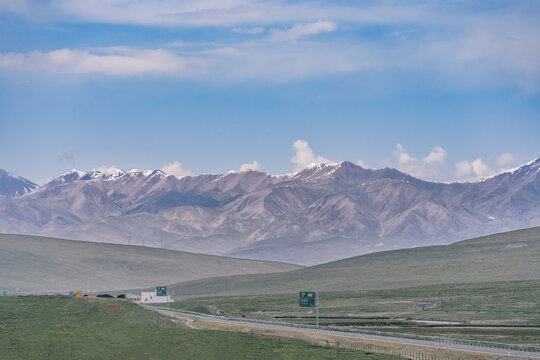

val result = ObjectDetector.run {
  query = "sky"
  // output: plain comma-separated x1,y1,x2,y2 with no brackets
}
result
0,0,539,184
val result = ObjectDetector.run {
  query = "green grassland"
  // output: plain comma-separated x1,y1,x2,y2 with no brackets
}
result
167,281,540,345
0,233,301,294
0,295,399,360
166,227,540,297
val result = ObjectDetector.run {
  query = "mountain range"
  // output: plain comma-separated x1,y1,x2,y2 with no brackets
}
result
0,158,539,265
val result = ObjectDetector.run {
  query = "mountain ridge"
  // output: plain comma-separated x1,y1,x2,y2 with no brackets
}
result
1,157,539,265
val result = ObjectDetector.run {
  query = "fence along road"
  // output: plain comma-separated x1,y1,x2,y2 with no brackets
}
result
143,305,540,360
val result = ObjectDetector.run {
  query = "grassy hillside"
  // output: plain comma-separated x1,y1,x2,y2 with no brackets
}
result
166,226,540,296
169,280,540,345
0,296,397,360
0,234,301,294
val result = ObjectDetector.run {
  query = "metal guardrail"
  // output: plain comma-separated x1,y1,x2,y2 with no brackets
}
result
146,305,540,354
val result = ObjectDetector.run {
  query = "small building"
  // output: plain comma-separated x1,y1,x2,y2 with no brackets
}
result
140,290,172,304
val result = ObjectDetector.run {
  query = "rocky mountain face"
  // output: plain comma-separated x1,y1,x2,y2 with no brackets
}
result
1,159,539,265
0,169,38,198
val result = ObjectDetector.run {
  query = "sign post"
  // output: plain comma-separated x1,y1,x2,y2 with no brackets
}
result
316,292,319,329
156,286,168,308
299,291,319,328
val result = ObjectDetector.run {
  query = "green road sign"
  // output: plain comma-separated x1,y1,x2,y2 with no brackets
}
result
156,286,167,296
299,291,316,307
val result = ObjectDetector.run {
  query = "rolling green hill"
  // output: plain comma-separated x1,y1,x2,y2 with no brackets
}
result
0,234,301,294
166,226,540,297
0,296,395,360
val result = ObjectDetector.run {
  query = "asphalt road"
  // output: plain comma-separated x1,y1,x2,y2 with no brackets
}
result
143,305,540,359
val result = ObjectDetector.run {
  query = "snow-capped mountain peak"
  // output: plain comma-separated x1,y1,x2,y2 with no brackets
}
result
293,162,342,178
476,157,540,183
0,169,39,198
81,167,126,180
126,169,166,178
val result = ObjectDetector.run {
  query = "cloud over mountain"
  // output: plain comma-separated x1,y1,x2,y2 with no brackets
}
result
291,139,330,170
239,161,261,171
392,144,447,181
160,161,194,177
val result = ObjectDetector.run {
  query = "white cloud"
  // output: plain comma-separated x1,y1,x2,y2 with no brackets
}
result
0,47,210,76
392,144,447,180
422,146,447,166
0,0,29,13
455,158,490,181
232,27,264,34
269,21,337,42
291,139,330,171
393,29,415,40
0,42,365,81
454,153,522,181
239,161,261,171
1,3,539,87
356,160,366,167
495,153,520,170
455,160,472,180
167,41,195,47
167,40,218,48
160,161,194,177
26,1,428,28
423,16,540,90
215,41,365,82
393,144,415,164
200,47,244,56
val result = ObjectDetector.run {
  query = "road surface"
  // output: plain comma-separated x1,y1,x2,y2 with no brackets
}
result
143,305,540,359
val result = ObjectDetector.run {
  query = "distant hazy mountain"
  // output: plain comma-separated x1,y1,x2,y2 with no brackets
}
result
0,169,38,198
0,158,538,265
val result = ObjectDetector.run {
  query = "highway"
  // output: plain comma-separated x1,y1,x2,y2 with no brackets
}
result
143,305,540,359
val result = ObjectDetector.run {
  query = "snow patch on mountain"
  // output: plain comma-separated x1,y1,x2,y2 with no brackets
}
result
82,167,126,180
477,157,540,182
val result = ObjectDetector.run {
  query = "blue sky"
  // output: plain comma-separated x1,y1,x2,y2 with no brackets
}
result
0,0,539,184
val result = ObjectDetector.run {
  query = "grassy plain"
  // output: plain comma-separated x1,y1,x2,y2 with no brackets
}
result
0,295,399,360
168,281,540,345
